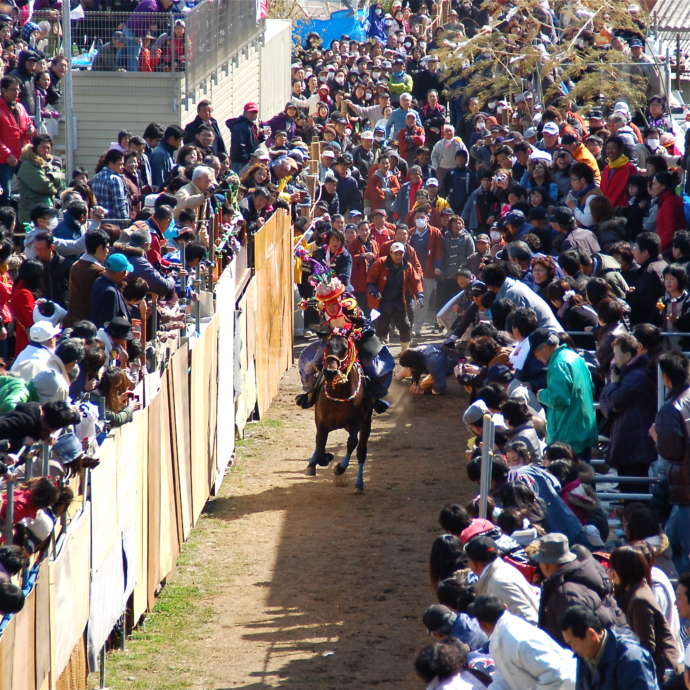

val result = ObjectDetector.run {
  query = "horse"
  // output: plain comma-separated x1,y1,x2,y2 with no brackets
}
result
305,332,373,492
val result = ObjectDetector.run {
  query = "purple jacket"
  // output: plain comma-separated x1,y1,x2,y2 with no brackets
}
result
126,0,167,37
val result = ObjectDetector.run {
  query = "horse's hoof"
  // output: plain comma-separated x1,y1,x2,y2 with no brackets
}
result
318,453,334,467
305,464,316,476
355,485,364,494
333,463,346,476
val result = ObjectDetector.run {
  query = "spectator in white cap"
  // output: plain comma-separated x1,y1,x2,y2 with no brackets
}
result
10,320,61,382
318,149,336,182
431,124,468,186
537,121,560,154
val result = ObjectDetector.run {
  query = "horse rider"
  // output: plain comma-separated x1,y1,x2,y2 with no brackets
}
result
295,275,395,413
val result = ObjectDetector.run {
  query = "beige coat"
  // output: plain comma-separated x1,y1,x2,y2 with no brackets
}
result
474,558,540,624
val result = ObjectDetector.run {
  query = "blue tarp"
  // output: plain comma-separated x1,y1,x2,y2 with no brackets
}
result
294,8,367,48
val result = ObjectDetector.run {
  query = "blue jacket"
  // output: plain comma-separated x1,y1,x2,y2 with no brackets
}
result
149,141,177,189
450,612,489,652
54,214,82,241
121,247,175,298
575,627,659,690
419,344,451,393
385,107,422,140
89,274,131,328
226,115,261,165
443,167,478,215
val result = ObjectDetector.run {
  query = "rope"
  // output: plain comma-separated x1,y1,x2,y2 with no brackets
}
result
323,361,363,402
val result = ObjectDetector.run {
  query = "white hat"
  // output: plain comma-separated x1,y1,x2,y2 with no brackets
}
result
542,121,559,136
29,320,61,343
360,130,374,140
27,509,56,542
529,149,553,163
425,177,439,187
321,149,336,158
390,242,405,253
613,101,630,116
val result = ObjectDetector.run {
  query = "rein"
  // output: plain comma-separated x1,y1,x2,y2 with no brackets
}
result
322,336,362,402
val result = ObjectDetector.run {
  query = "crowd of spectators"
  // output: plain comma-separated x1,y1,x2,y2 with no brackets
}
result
225,1,690,688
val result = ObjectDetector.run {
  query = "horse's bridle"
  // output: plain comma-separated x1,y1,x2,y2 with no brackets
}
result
322,335,361,401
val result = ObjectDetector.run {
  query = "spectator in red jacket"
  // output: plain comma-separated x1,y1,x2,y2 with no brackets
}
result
363,154,400,211
8,259,43,356
366,242,424,352
0,76,35,204
600,135,637,208
397,111,426,165
348,221,379,313
650,171,686,252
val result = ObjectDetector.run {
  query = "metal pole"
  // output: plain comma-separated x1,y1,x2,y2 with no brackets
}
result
665,47,672,102
3,478,14,544
41,442,50,476
478,414,494,519
657,363,665,413
62,0,75,176
677,34,682,91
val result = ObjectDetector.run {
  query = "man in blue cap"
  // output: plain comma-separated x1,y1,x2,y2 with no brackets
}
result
89,253,133,328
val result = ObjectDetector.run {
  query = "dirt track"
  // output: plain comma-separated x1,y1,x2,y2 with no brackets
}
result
106,352,472,689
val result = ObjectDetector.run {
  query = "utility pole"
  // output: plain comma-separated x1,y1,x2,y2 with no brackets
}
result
61,0,75,175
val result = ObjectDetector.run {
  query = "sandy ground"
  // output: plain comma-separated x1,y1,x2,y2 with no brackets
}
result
105,348,473,689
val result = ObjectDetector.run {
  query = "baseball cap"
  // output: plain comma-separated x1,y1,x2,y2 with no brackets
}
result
321,149,336,158
475,233,490,243
390,242,405,253
542,122,559,136
463,398,488,426
464,535,499,561
54,432,84,464
629,38,643,47
29,320,61,343
487,364,513,384
360,130,374,140
425,177,439,187
529,327,560,351
504,209,526,226
244,102,259,112
106,316,134,340
105,253,133,272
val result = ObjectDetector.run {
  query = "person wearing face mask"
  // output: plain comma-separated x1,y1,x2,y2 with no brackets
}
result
387,58,413,107
408,204,444,337
15,134,65,225
634,127,666,173
366,3,387,44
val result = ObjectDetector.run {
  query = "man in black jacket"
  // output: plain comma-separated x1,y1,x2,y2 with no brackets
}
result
89,253,132,328
226,102,264,172
183,100,226,155
33,233,69,308
0,401,80,451
651,351,690,575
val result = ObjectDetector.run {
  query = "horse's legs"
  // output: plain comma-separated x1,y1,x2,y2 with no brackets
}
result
306,425,329,475
334,426,359,478
355,411,373,492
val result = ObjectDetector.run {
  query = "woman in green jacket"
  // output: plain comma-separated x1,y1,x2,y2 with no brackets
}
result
15,134,65,225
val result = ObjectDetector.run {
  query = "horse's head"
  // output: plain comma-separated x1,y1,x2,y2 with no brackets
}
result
323,334,350,381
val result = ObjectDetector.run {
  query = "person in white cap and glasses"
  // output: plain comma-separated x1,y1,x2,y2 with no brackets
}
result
10,319,61,382
366,240,423,353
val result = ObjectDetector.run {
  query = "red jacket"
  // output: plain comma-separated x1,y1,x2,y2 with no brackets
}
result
370,223,395,246
9,284,35,355
363,165,400,210
379,239,423,278
656,189,685,251
366,255,423,311
348,237,379,293
396,124,425,159
0,99,34,164
600,161,637,208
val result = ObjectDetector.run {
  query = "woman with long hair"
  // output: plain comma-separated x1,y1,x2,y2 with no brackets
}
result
609,545,679,683
9,259,43,356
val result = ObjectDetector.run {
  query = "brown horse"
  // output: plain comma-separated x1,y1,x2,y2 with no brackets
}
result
305,333,373,492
